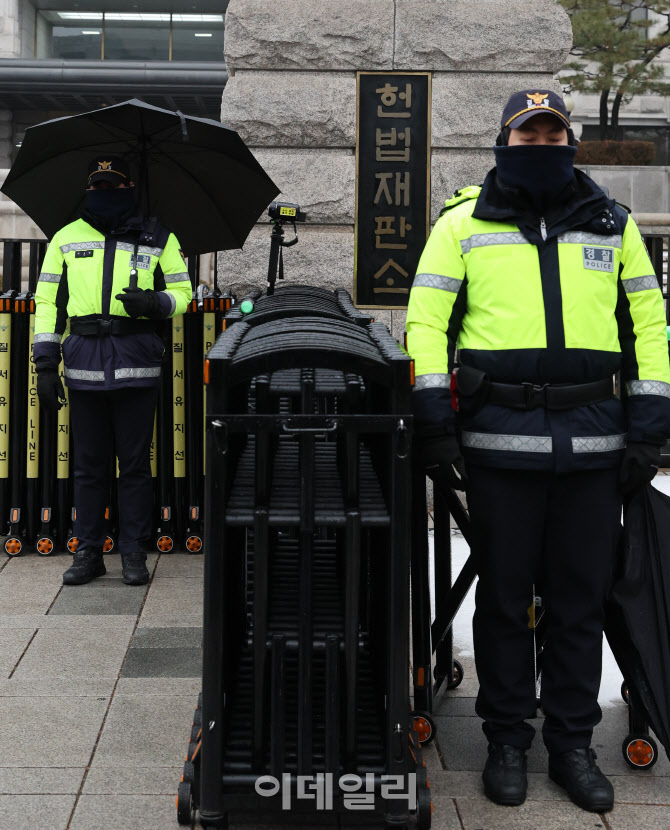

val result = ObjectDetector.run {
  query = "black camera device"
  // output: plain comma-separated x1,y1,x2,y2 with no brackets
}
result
266,201,306,295
268,201,307,224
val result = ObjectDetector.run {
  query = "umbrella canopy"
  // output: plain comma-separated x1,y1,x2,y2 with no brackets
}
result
1,98,279,256
605,484,670,758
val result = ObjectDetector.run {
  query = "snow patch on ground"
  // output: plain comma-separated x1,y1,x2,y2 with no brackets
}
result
428,474,670,708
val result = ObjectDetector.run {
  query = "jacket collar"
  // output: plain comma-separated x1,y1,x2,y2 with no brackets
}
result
81,210,149,237
472,167,616,242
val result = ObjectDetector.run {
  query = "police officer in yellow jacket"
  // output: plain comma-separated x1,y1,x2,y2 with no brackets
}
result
34,156,192,586
407,91,670,812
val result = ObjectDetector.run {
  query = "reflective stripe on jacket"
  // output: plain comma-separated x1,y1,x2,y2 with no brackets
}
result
406,169,670,472
34,215,192,391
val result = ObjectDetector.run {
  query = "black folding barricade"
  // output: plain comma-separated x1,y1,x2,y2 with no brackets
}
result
222,285,374,330
410,476,471,742
178,288,432,828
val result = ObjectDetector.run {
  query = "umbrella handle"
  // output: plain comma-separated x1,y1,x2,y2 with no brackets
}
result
129,240,139,289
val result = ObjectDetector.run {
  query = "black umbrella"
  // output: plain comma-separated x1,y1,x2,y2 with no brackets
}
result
605,483,670,759
2,98,279,255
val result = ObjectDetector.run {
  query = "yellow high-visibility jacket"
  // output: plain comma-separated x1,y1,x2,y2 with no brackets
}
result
34,215,192,390
406,171,670,472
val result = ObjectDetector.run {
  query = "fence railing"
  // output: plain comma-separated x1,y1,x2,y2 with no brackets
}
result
642,234,669,312
0,237,231,556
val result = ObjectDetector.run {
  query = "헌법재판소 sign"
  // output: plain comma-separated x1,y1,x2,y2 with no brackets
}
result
354,72,431,308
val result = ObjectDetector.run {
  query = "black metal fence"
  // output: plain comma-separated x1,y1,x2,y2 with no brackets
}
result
642,234,669,314
0,238,230,556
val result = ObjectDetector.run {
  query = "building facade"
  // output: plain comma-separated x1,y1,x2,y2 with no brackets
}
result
0,0,229,167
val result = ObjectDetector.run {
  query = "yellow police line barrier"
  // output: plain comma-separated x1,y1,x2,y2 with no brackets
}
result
0,300,10,534
0,270,232,556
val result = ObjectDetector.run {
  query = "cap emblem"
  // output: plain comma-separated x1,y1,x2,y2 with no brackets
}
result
527,93,549,108
98,160,112,170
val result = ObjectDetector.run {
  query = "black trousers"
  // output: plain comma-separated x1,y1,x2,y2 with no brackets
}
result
467,466,621,755
69,387,159,554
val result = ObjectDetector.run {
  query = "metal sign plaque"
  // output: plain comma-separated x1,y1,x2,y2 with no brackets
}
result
354,71,431,309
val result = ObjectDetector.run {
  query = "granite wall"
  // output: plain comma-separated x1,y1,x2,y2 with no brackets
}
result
218,0,573,332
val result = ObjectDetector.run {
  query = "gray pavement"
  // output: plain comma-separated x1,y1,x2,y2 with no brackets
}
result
0,550,668,830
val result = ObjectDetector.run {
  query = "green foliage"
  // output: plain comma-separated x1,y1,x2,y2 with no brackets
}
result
559,1,670,139
575,139,656,163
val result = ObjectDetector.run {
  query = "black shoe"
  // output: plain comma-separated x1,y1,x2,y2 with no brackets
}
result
482,743,528,806
121,552,150,585
549,748,614,813
63,548,106,585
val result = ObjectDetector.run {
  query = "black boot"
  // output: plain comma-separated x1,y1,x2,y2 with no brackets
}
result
121,552,150,586
549,748,614,812
482,743,528,806
63,548,106,585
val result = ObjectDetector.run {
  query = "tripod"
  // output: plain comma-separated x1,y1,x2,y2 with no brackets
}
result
266,217,299,296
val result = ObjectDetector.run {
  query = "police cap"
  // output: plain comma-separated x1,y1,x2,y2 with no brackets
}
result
87,156,131,187
501,90,571,131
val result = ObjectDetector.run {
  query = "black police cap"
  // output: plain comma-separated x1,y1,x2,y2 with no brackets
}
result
87,156,131,187
501,90,571,131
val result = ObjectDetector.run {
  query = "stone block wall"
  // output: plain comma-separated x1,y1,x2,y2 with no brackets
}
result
0,0,20,58
219,0,573,330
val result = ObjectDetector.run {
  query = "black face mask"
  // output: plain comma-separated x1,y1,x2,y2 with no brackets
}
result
493,144,578,211
85,187,135,227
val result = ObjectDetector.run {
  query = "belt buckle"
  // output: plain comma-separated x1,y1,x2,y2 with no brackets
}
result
522,381,548,409
98,319,112,337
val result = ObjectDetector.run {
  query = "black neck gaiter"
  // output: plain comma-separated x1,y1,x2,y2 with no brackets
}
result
84,187,136,229
493,144,578,212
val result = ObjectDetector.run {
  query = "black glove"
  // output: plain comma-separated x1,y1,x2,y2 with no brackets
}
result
115,287,163,319
414,426,468,491
619,441,662,494
36,368,65,411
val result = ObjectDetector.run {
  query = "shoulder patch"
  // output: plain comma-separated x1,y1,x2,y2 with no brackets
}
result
439,185,482,218
142,220,171,249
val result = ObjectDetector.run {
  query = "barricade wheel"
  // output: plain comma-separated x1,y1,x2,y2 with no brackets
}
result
621,681,629,705
36,537,55,556
176,780,193,825
4,537,22,556
190,723,200,742
67,537,79,553
623,735,658,769
187,740,198,762
157,535,174,553
182,761,195,784
446,659,464,690
412,711,436,746
416,758,432,830
103,537,114,553
186,535,203,554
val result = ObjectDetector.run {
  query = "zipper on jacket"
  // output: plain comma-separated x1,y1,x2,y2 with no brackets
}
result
540,217,547,241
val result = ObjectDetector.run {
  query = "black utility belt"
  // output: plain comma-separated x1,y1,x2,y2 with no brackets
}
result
487,378,614,411
70,317,158,337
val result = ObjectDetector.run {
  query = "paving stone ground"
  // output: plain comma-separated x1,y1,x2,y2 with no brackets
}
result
0,549,667,830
